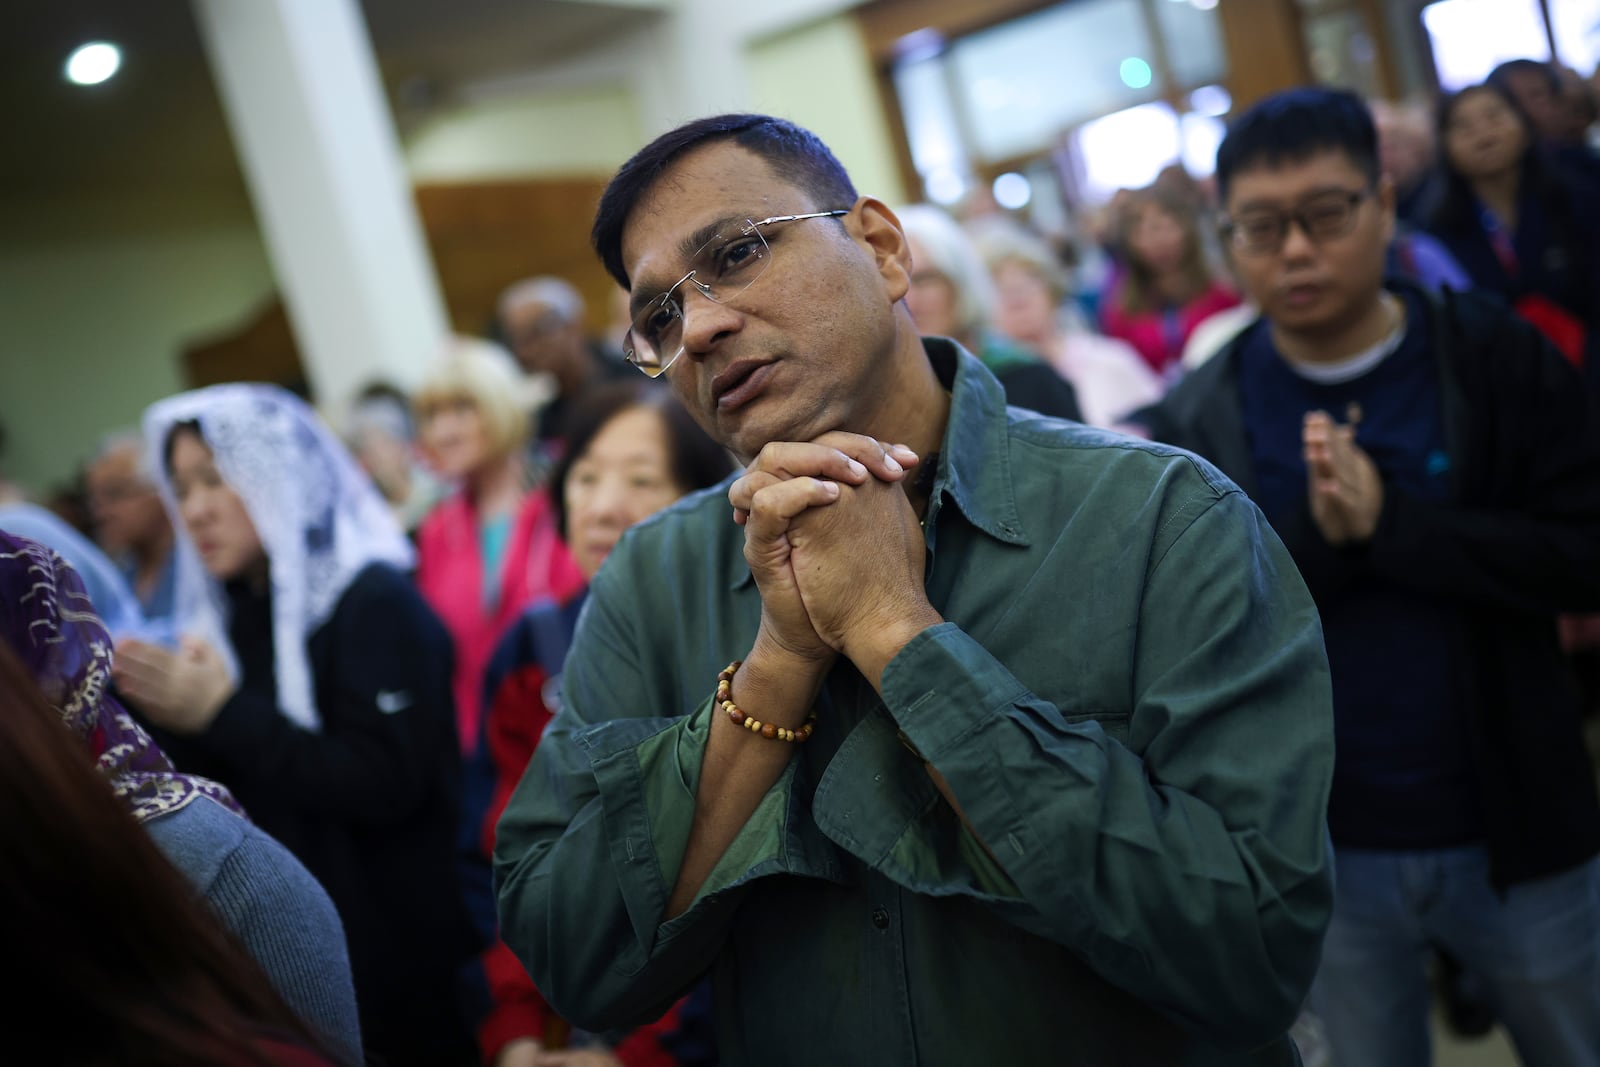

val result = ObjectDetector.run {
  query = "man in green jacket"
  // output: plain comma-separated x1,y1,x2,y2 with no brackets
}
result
494,113,1334,1065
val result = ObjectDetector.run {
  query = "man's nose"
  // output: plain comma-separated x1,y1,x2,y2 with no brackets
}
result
677,283,742,356
1279,218,1317,261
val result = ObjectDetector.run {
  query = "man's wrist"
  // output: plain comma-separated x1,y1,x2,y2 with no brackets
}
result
736,635,830,729
846,600,945,692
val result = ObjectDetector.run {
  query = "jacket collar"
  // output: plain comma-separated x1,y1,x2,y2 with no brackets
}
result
922,337,1031,548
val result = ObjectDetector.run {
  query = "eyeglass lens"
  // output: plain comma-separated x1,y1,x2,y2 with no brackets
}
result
1231,192,1364,253
626,222,771,376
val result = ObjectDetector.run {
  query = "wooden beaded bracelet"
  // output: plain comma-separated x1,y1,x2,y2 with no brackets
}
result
717,660,816,743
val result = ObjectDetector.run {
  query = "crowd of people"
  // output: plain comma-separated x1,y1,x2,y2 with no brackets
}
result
2,52,1599,1067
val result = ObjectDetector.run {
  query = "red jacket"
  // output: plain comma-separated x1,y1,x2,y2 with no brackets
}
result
1101,279,1242,378
415,490,584,753
476,596,703,1066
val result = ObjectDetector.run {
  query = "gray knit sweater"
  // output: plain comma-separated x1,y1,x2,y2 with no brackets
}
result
146,796,363,1065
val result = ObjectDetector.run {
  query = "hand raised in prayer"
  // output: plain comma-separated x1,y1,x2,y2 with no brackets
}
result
1303,408,1383,546
112,635,235,735
783,456,944,688
728,432,919,668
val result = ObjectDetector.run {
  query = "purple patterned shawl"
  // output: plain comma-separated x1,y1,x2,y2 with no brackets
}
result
0,530,242,822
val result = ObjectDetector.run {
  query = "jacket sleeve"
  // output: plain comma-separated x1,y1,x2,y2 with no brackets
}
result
1262,502,1370,603
212,822,365,1067
188,567,458,826
868,488,1335,1048
494,566,841,1032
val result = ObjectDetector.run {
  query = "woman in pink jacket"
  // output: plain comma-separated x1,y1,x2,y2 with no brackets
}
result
413,339,584,757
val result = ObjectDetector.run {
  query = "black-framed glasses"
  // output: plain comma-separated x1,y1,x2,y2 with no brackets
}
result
1220,190,1372,256
623,209,849,377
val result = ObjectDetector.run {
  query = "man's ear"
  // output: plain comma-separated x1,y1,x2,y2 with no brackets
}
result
853,197,914,303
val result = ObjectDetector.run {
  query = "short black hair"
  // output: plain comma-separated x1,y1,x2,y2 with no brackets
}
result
591,114,858,291
1488,58,1561,94
1214,87,1380,203
548,380,734,541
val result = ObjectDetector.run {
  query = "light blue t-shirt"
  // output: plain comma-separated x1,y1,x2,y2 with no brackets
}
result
478,512,513,609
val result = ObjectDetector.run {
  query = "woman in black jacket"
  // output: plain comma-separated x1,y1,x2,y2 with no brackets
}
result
1428,81,1600,377
115,384,478,1066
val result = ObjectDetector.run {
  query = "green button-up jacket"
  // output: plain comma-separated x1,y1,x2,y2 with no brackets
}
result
495,340,1334,1066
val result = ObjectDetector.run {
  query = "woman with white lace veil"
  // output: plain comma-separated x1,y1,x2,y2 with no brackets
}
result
113,384,478,1067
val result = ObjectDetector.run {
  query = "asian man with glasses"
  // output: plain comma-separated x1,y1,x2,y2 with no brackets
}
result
1144,86,1600,1067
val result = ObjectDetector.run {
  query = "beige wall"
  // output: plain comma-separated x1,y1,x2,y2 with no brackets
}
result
748,15,908,205
1,193,275,497
404,84,645,181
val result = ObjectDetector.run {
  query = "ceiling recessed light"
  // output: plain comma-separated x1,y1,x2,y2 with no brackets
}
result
66,42,121,86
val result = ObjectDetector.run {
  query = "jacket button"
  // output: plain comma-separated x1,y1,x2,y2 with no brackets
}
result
871,906,890,929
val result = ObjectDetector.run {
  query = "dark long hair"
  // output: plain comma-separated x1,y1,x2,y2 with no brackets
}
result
1430,81,1572,235
1115,187,1216,315
548,380,734,541
0,642,330,1066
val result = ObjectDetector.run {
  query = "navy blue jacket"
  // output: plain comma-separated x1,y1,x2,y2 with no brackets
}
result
1144,284,1600,888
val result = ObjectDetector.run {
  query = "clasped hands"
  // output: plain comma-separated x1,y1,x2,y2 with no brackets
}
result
1304,408,1383,546
729,432,943,683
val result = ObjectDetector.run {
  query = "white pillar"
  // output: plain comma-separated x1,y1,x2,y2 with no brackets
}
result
630,0,752,134
191,0,448,414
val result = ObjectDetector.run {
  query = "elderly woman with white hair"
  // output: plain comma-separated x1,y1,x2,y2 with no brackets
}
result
897,203,1082,422
413,338,585,761
980,226,1166,428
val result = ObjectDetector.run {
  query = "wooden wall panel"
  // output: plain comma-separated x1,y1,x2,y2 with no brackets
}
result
414,177,617,340
856,0,1055,59
181,175,619,396
1217,0,1314,110
183,300,308,394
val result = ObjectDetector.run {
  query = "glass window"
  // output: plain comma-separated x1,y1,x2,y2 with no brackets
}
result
1303,10,1386,98
1072,102,1182,203
1152,0,1227,87
949,0,1158,162
1068,102,1227,206
1422,0,1551,90
1179,112,1227,178
894,52,975,203
1549,0,1600,72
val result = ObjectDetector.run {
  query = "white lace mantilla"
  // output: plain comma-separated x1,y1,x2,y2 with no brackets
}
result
144,385,414,731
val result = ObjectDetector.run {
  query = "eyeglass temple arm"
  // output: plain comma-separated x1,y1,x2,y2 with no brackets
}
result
752,209,851,227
